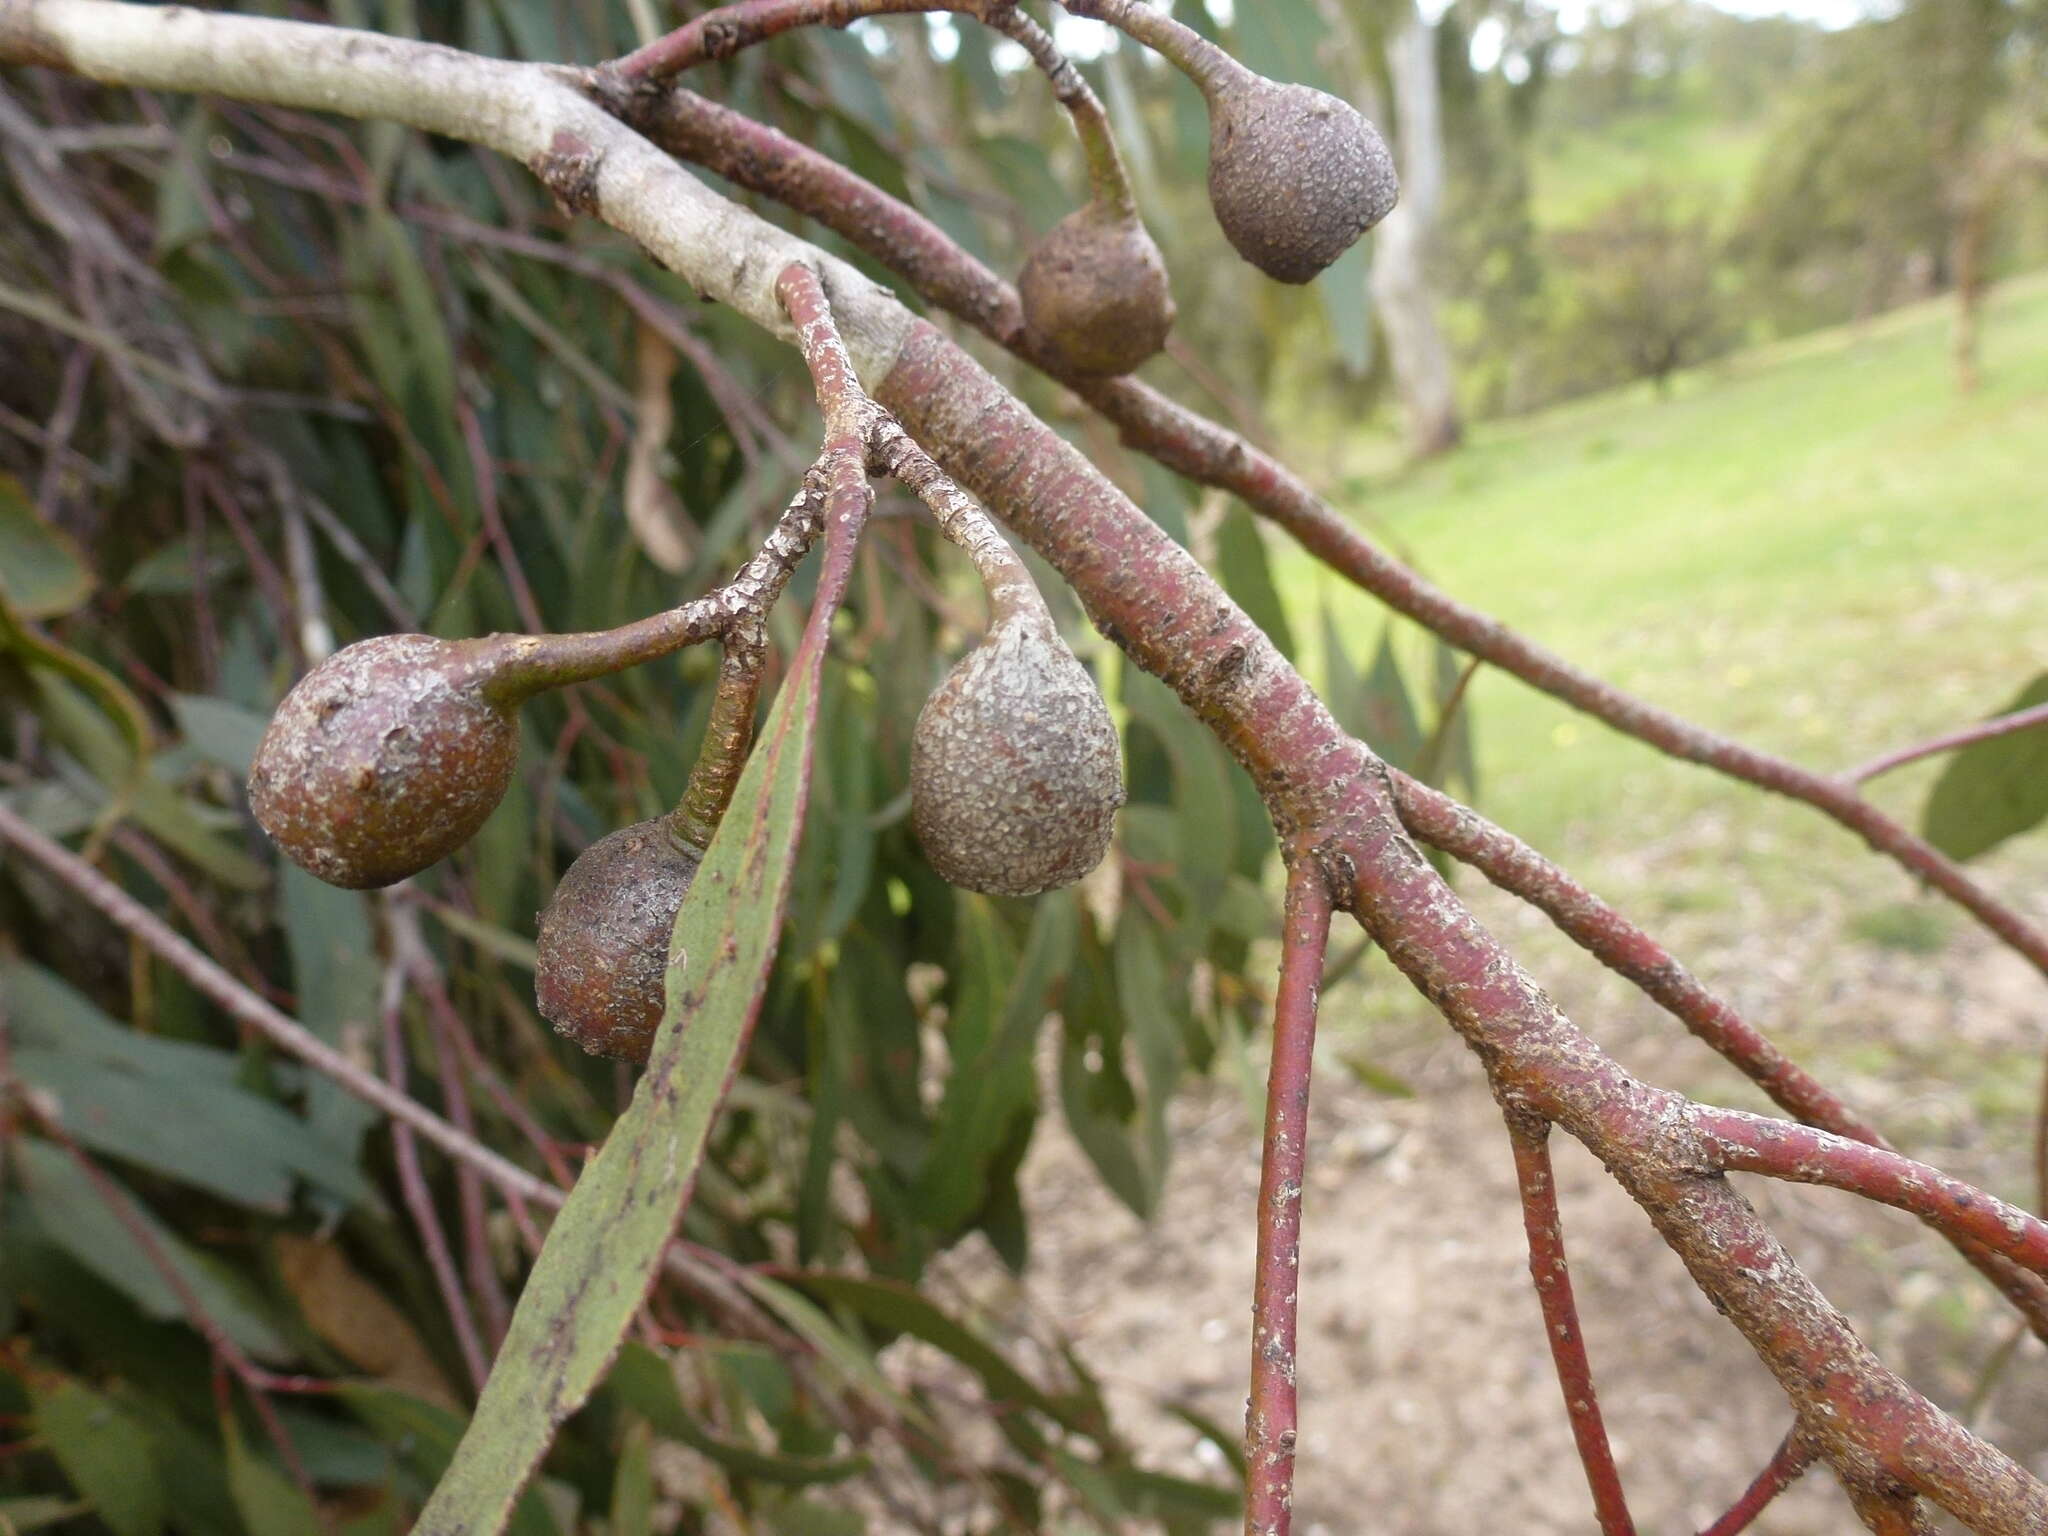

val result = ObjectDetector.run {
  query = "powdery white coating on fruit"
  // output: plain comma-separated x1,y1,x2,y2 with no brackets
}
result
911,614,1125,898
1207,80,1399,285
1018,204,1176,377
533,818,700,1064
247,634,519,889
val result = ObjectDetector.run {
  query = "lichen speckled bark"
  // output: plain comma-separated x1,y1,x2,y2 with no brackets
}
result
594,35,2048,995
875,322,2048,1533
1393,767,2048,1340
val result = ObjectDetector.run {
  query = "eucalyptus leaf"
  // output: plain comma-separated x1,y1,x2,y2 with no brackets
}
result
414,621,826,1536
28,1377,166,1536
1921,673,2048,862
0,474,93,618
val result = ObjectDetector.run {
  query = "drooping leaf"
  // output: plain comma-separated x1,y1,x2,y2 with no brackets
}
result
1921,673,2048,862
280,868,383,1162
732,1274,931,1436
912,893,1077,1235
221,1413,322,1536
169,693,271,779
334,1386,560,1536
4,958,372,1210
12,1139,294,1363
0,475,94,618
274,1237,459,1407
1317,239,1374,380
608,1419,655,1536
1122,671,1235,949
27,1376,166,1536
604,1344,866,1487
413,626,825,1536
0,1497,90,1534
786,1270,1094,1433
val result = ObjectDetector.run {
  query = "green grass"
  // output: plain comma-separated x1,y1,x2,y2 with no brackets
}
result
1280,271,2048,904
1531,95,1766,228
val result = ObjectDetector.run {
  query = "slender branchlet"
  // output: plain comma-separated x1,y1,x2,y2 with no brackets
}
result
668,618,770,852
610,0,1136,216
1244,858,1333,1536
1700,1429,1816,1536
1504,1111,1637,1536
871,419,1047,626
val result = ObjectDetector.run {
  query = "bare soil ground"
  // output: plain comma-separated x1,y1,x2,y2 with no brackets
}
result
933,831,2048,1533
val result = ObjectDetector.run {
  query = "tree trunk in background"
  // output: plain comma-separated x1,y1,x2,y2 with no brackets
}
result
1370,4,1461,458
1950,186,1989,395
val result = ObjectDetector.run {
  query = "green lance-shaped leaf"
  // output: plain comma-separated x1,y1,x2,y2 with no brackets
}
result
412,628,826,1536
0,474,94,619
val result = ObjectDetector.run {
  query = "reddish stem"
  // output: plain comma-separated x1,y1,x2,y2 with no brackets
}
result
611,0,1132,207
1245,859,1332,1536
873,322,2048,1529
1391,769,2048,1340
380,964,492,1393
1696,1108,2048,1279
1699,1427,1813,1536
1505,1113,1636,1536
1849,700,2048,784
592,73,2048,988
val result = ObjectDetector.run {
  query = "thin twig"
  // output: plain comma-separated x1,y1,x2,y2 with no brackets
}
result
598,39,2048,990
869,418,1046,625
1697,1108,2048,1280
1244,858,1332,1536
1698,1427,1814,1536
379,959,492,1393
610,0,1134,211
1393,768,2048,1342
1505,1112,1635,1536
1848,701,2048,784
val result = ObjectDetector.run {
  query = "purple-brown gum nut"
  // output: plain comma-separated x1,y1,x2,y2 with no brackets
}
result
1017,203,1177,377
533,818,701,1065
1206,79,1399,284
247,634,520,890
910,614,1125,898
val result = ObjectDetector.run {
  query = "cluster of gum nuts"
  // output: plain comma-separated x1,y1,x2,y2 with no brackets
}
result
246,66,1398,1066
247,589,1124,1066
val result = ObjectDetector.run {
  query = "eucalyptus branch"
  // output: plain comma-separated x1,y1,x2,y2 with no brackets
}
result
1700,1428,1815,1536
1390,766,2048,1340
869,419,1048,626
609,0,1135,211
1505,1111,1635,1536
1245,859,1333,1536
1696,1109,2048,1280
1848,700,2048,784
6,5,2044,1523
588,30,2048,986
